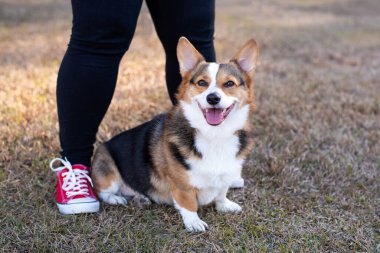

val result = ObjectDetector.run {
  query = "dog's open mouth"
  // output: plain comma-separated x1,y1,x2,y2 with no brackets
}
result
198,102,235,126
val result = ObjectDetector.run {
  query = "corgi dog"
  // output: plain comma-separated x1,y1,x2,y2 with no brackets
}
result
91,37,259,232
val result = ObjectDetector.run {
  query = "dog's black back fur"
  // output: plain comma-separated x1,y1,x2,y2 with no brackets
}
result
105,114,166,194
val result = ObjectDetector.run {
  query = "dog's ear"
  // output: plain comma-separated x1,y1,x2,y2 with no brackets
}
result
177,37,205,76
231,39,259,76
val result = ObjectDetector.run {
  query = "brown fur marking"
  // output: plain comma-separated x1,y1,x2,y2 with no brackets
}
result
170,181,198,212
91,144,122,191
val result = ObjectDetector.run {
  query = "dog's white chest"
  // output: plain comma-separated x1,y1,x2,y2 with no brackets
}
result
186,133,243,189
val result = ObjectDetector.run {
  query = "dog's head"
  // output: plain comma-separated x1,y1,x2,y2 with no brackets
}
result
176,37,259,134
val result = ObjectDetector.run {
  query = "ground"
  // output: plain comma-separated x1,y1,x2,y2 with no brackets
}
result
0,0,379,252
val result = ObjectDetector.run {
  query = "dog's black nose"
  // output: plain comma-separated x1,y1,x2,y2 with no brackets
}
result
206,92,221,105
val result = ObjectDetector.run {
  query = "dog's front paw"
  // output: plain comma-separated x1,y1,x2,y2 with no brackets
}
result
184,217,208,232
216,199,242,213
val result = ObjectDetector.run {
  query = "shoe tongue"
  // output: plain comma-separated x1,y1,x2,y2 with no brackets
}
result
205,108,224,125
72,164,89,171
58,165,89,176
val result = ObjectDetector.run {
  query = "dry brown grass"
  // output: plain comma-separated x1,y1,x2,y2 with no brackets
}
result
1,0,379,252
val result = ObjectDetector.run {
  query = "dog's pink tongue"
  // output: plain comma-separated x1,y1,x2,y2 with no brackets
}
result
205,108,224,125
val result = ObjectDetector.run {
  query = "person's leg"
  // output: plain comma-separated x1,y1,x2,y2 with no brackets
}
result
146,0,216,104
57,0,143,166
53,0,143,214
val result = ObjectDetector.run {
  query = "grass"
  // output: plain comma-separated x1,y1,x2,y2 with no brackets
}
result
1,0,379,252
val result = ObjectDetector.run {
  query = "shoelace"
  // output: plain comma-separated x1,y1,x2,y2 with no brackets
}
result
50,158,94,197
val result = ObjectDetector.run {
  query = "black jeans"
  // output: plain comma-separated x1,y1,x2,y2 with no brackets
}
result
57,0,216,166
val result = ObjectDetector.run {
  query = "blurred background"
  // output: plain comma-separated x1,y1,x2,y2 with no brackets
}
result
0,0,379,252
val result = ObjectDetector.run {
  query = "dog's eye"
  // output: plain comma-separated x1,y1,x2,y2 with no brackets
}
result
197,80,208,87
224,81,235,88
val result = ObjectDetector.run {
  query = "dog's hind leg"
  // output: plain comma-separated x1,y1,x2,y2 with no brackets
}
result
119,181,151,206
98,181,128,205
91,144,129,205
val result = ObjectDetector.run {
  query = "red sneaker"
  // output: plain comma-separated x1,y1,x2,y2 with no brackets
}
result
50,158,100,214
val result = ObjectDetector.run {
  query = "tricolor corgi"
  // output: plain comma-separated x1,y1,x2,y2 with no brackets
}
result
91,37,259,232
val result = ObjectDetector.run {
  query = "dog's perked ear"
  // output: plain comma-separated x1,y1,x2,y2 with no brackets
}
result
177,37,205,76
231,39,259,77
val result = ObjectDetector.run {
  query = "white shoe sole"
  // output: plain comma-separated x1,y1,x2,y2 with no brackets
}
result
57,201,100,215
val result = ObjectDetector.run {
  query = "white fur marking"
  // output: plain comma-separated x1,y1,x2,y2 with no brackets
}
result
187,133,243,190
207,63,219,91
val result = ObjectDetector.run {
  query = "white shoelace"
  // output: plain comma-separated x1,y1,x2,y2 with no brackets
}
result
50,158,94,197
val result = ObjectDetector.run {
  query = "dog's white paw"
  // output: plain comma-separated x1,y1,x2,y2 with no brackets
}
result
100,193,128,205
216,199,242,213
229,178,244,188
175,201,208,232
184,217,208,232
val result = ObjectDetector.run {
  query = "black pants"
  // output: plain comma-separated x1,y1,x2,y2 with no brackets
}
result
57,0,216,166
